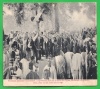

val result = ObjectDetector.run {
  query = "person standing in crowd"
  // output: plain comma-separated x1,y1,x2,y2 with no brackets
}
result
64,45,73,79
62,38,68,53
42,59,57,79
40,32,44,57
19,37,23,59
29,56,39,72
81,46,88,79
29,32,38,58
55,56,66,79
54,50,66,79
35,33,42,63
60,34,64,51
11,45,16,64
57,33,63,51
88,60,97,79
52,37,58,57
48,39,52,57
20,54,30,79
11,44,20,68
14,63,23,79
44,38,49,58
26,37,32,61
23,32,28,54
71,43,83,79
26,62,40,79
87,46,97,79
12,37,20,50
70,38,74,52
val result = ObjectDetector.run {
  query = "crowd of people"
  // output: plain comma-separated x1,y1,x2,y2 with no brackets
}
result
3,27,97,79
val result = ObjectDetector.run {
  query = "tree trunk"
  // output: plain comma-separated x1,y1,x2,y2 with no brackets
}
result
54,4,59,33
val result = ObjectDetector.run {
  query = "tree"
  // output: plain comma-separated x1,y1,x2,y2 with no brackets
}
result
3,3,60,33
3,3,25,25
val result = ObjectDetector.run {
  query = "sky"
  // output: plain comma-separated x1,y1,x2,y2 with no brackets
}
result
58,3,96,32
3,3,96,34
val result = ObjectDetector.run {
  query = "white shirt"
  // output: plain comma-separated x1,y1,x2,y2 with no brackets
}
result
55,55,65,74
65,52,73,64
20,58,30,79
71,53,83,71
65,52,73,73
15,68,23,78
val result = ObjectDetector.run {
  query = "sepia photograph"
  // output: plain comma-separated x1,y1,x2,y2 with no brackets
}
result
3,2,97,86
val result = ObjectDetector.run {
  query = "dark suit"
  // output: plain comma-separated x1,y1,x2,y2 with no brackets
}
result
48,39,52,56
35,37,41,62
40,37,44,56
45,41,48,58
63,40,68,53
57,38,63,50
28,39,36,58
26,39,31,52
52,40,58,57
